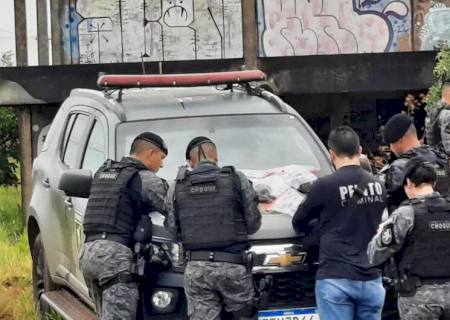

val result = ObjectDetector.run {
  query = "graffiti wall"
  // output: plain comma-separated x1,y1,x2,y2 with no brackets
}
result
62,0,450,63
414,0,450,50
257,0,412,57
65,0,243,64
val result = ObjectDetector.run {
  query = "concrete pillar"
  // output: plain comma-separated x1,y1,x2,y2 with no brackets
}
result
242,0,258,69
14,0,28,66
37,0,50,65
329,95,351,130
50,0,63,65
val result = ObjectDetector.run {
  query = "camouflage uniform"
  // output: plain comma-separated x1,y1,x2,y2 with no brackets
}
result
184,262,255,320
368,193,450,320
398,283,450,320
426,102,450,156
80,167,167,320
166,164,261,320
79,240,138,320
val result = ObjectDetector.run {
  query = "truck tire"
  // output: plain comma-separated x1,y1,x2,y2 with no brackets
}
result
32,234,59,318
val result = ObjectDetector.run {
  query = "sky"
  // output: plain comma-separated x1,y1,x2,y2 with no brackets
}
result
0,0,47,66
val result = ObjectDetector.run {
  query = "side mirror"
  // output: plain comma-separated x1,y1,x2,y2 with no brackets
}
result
58,169,92,198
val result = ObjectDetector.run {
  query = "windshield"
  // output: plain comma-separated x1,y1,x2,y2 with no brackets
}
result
116,114,332,180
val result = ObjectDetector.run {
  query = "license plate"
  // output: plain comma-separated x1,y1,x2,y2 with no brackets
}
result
258,307,320,320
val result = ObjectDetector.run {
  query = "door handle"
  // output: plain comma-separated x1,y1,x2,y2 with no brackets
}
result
42,178,50,188
65,197,73,208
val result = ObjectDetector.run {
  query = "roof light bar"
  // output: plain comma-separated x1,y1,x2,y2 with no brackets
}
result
98,70,267,89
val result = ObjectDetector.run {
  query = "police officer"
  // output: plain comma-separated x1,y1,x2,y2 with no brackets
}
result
368,159,450,320
165,136,262,320
79,132,168,320
381,113,449,212
426,80,450,156
293,126,387,320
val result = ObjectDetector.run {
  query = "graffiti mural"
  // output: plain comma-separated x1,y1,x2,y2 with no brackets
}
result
257,0,412,57
65,0,243,64
414,0,450,50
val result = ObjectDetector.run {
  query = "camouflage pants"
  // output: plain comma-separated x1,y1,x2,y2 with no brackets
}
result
184,261,256,320
79,240,139,320
398,282,450,320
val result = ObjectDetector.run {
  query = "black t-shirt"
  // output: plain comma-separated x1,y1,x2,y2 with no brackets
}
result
293,165,387,281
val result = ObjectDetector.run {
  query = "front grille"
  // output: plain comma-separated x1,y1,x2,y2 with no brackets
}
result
255,271,317,308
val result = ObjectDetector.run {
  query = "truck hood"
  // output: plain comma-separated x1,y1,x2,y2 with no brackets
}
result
248,213,300,240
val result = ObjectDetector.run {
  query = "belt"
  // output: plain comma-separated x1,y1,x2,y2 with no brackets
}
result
187,250,245,264
419,278,450,285
85,232,131,248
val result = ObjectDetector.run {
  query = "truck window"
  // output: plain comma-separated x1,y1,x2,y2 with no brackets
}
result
62,114,90,168
81,120,106,173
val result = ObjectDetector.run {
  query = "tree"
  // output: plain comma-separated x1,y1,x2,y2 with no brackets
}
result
426,45,450,110
0,108,19,186
0,51,19,186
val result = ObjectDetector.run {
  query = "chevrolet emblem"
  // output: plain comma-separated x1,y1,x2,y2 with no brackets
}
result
266,253,306,267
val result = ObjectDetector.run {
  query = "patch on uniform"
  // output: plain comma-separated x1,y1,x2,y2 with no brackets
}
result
429,220,450,232
190,184,217,194
381,225,394,246
98,172,119,180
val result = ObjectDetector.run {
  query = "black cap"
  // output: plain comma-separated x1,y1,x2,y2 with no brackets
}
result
383,113,414,144
185,136,215,159
134,132,168,155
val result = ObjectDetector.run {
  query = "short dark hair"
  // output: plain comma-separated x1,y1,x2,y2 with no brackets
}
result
130,139,156,154
404,159,437,187
327,126,360,157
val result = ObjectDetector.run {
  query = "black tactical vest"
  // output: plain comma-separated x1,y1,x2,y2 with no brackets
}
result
174,164,247,250
83,159,146,238
398,195,450,279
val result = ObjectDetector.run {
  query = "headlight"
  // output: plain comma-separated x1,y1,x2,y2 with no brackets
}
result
151,289,178,314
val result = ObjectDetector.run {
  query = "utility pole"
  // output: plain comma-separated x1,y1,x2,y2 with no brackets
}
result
37,0,50,65
14,0,28,66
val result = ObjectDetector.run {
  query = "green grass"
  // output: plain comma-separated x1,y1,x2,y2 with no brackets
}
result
0,186,38,320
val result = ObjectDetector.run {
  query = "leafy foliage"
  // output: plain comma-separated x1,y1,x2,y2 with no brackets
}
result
426,46,450,110
0,108,19,186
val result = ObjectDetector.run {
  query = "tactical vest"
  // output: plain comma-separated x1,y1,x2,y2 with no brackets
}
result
174,165,247,250
83,159,146,238
398,148,450,197
398,195,450,279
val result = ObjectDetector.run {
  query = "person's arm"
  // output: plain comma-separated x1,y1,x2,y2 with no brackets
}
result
164,182,180,239
138,171,168,214
439,109,450,156
235,171,262,235
292,179,325,232
367,205,415,265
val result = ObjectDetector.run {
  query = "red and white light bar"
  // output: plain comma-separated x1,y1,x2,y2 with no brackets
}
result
97,70,267,88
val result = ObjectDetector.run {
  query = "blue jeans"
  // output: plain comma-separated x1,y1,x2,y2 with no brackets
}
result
315,277,386,320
